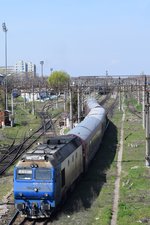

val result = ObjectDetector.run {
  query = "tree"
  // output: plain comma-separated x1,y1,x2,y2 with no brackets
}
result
47,70,70,93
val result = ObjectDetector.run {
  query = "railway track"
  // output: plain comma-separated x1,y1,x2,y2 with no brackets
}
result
98,91,118,118
0,102,58,175
0,95,118,225
0,122,52,175
8,212,52,225
126,93,142,119
8,210,19,225
99,92,112,106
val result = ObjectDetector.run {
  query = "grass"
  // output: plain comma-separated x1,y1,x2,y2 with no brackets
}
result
1,94,149,224
0,98,63,146
0,108,40,146
87,96,148,225
117,98,150,225
86,111,122,225
125,96,142,112
0,176,13,202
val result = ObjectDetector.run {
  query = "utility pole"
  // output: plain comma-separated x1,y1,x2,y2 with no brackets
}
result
64,90,66,112
11,92,14,116
81,87,84,118
94,77,96,97
2,22,8,111
118,77,121,111
69,88,73,129
50,68,53,75
145,89,150,166
40,61,44,79
11,92,14,127
143,76,146,129
32,77,35,115
137,80,140,105
77,86,81,123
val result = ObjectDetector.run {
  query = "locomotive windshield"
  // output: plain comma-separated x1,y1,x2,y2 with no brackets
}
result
35,168,52,180
17,168,32,180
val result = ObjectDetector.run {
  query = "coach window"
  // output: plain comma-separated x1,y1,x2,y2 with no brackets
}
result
61,168,65,187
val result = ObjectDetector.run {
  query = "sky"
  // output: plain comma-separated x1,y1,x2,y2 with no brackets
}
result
0,0,150,77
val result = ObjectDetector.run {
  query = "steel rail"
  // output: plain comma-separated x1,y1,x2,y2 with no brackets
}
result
8,210,19,225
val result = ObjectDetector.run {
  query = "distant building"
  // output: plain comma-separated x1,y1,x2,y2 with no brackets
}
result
0,66,14,75
26,62,36,77
0,60,36,77
15,60,36,77
15,60,27,73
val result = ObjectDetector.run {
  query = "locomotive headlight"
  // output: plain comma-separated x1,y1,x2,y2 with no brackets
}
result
19,192,23,197
44,193,49,197
34,188,38,192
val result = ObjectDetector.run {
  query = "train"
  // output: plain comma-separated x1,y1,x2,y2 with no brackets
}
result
13,97,108,218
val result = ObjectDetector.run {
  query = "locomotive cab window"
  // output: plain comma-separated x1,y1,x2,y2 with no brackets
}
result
17,168,32,180
35,168,52,180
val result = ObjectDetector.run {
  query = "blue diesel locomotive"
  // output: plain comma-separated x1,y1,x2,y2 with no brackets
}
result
13,98,107,218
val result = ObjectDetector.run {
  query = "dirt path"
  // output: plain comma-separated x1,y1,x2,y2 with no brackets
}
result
110,103,125,225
